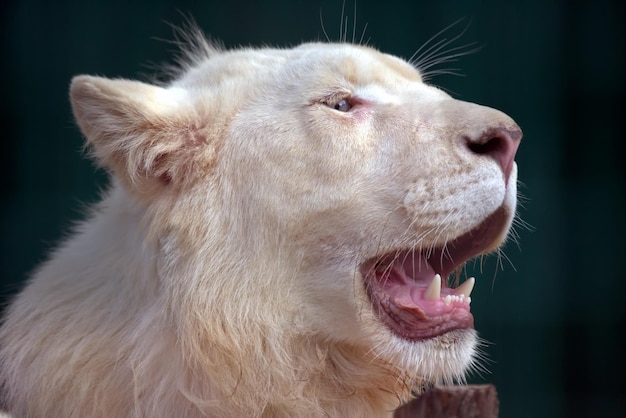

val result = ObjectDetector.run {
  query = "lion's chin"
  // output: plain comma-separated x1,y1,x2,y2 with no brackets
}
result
369,327,478,386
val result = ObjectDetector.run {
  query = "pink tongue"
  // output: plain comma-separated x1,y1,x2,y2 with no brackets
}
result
390,284,470,317
378,255,470,317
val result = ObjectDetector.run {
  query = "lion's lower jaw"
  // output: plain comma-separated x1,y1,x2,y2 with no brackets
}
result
175,328,476,418
177,339,449,418
287,329,479,417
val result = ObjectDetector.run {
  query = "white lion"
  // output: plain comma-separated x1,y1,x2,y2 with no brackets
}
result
0,32,521,417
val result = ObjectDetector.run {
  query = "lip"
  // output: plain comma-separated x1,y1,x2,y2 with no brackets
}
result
361,206,511,341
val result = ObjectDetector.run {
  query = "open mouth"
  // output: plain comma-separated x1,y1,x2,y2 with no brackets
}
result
361,207,511,341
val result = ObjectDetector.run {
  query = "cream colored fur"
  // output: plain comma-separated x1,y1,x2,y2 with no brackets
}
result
0,37,520,417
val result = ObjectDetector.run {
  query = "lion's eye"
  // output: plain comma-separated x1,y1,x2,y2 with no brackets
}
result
333,99,352,112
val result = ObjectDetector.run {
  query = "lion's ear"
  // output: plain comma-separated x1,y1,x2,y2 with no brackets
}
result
70,75,217,197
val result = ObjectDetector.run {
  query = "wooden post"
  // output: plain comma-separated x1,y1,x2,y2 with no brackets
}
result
393,384,499,418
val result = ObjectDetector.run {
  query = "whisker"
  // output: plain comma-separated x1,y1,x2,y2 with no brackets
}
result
419,68,465,77
339,0,347,42
513,215,534,232
412,31,473,71
416,41,481,71
467,336,493,379
498,249,516,273
407,18,484,83
489,249,505,292
358,22,369,46
478,254,486,275
419,45,483,82
408,17,468,64
507,222,524,252
352,1,357,44
319,9,330,42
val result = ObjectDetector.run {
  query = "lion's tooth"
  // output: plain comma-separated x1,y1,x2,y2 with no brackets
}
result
423,274,441,301
455,277,475,298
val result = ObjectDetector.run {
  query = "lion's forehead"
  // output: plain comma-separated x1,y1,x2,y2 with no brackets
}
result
174,43,428,100
293,42,423,82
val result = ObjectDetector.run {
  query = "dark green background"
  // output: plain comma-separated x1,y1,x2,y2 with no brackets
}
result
1,1,624,417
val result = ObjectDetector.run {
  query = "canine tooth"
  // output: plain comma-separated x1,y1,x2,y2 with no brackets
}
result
455,277,475,298
423,274,441,301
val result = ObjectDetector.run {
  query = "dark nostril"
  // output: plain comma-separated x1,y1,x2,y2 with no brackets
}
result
467,127,521,182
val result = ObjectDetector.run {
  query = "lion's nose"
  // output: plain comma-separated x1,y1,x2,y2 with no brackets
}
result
466,126,522,183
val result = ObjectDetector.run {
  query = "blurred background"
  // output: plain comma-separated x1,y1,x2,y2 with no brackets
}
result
1,0,624,417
